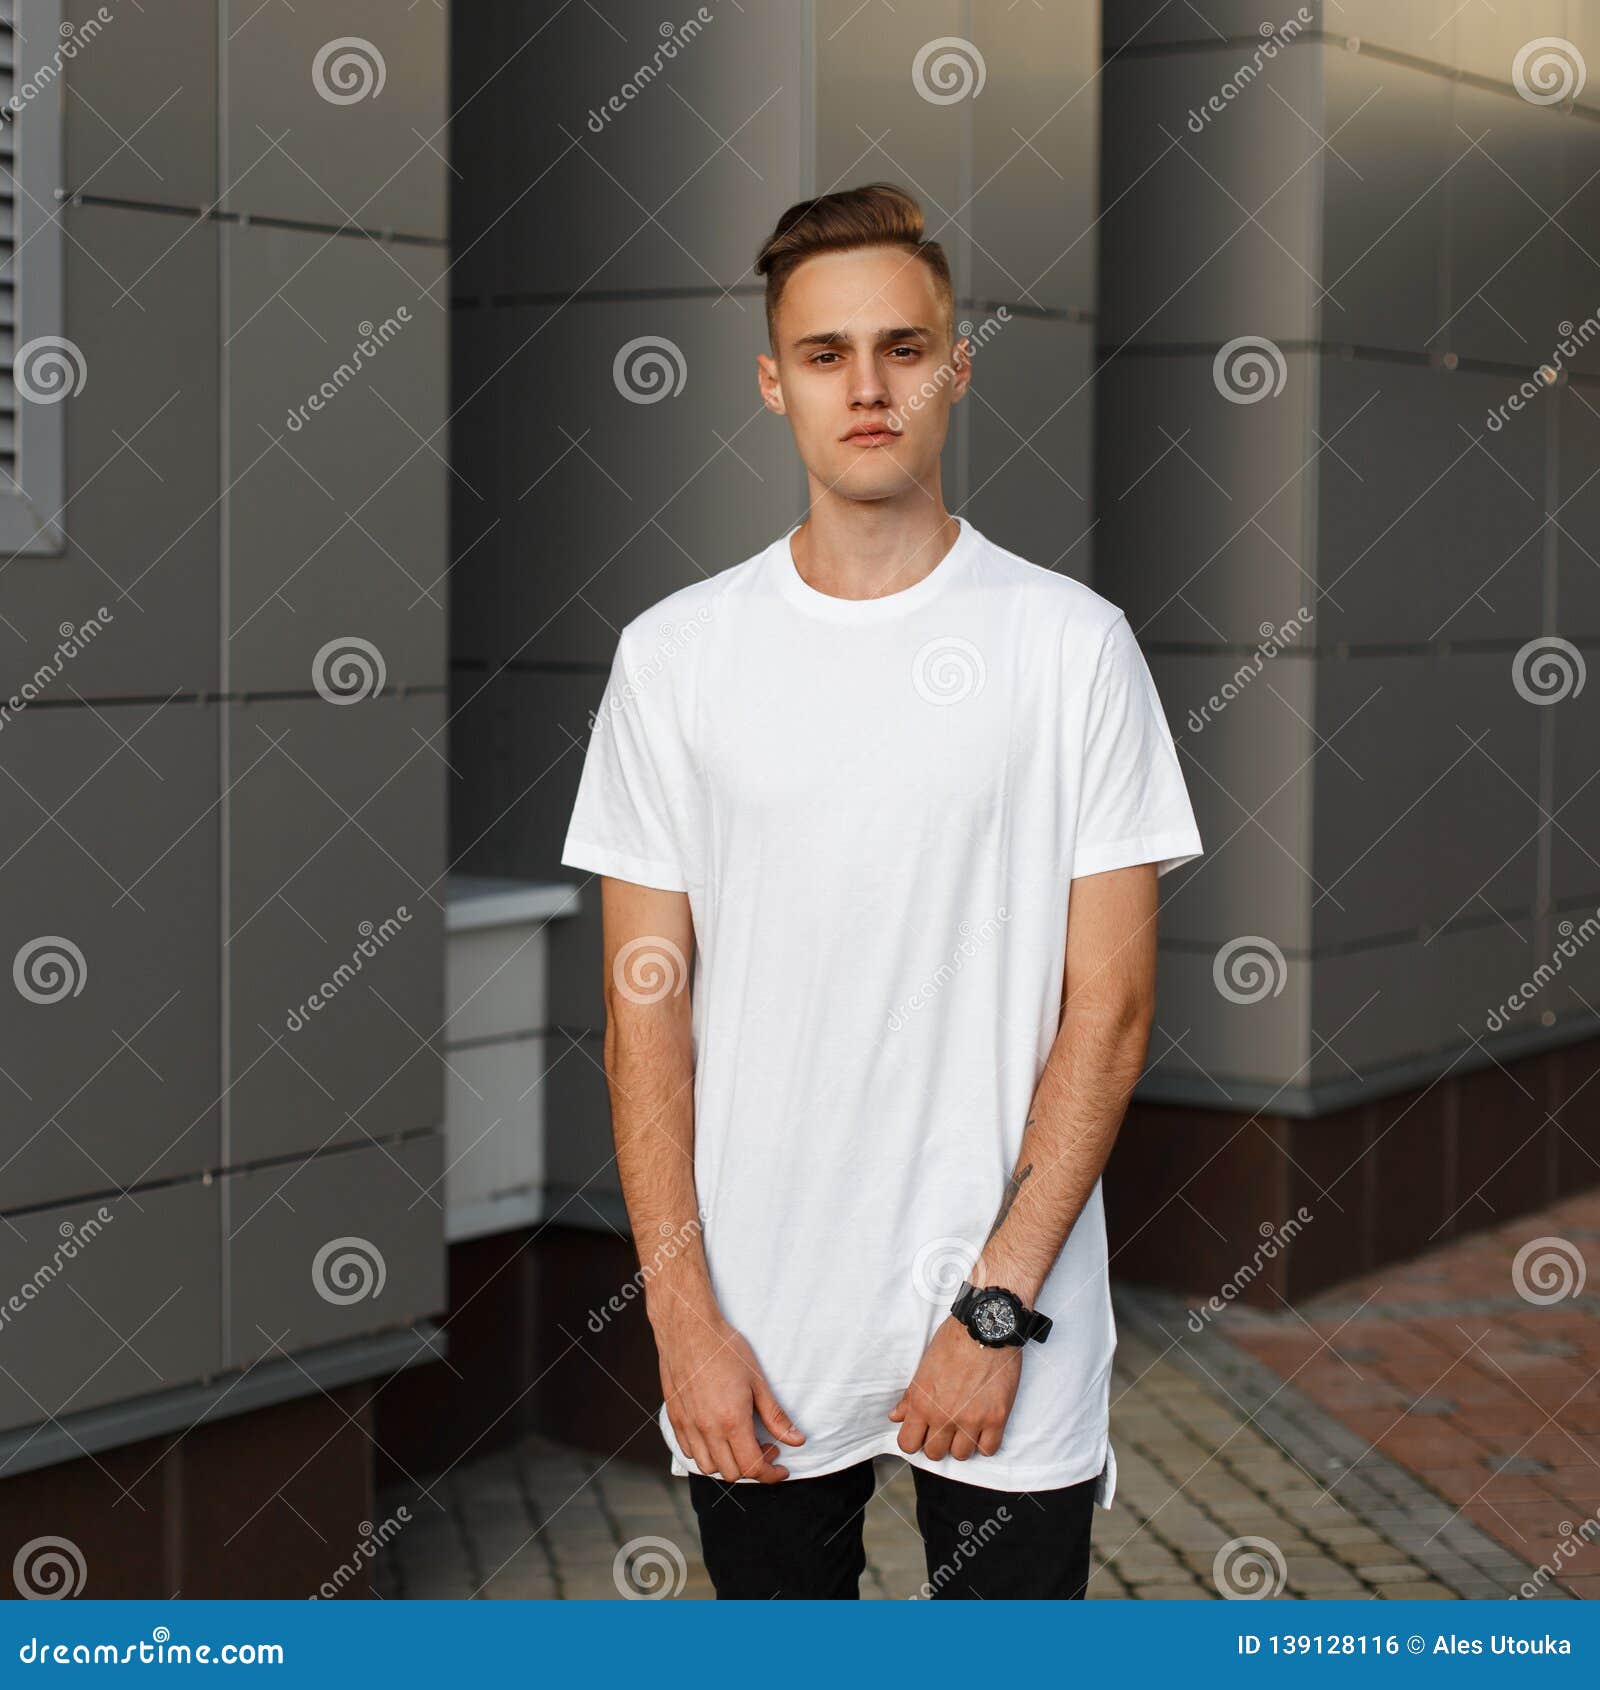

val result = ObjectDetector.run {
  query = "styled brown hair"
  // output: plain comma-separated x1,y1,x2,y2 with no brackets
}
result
754,183,954,349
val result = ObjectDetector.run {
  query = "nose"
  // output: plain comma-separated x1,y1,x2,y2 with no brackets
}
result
848,357,891,412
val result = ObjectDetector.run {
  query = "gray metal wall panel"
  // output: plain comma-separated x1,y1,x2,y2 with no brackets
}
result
970,0,1100,315
0,1181,220,1436
451,0,810,299
814,0,969,279
1555,384,1600,634
224,1134,445,1371
964,317,1095,576
0,703,219,1210
1094,351,1319,646
221,0,447,237
1,206,219,700
1314,357,1548,648
1444,81,1575,368
1104,2,1326,52
1320,53,1451,354
1097,47,1323,347
223,222,446,695
1144,649,1315,954
225,693,445,1167
467,295,799,671
61,0,218,205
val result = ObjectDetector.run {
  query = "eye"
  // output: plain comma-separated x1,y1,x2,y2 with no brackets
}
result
810,351,842,366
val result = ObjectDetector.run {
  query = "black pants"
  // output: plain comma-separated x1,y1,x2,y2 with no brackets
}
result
688,1459,1096,1599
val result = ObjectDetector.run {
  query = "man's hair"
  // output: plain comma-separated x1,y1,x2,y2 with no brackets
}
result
754,183,954,349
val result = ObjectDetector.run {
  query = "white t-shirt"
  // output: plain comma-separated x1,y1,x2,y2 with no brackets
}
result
560,515,1203,1500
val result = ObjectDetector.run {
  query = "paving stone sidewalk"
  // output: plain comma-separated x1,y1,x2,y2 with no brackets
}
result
1212,1188,1600,1600
376,1283,1544,1600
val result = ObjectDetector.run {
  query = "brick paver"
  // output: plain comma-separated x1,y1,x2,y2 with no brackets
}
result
377,1280,1545,1599
1214,1189,1600,1600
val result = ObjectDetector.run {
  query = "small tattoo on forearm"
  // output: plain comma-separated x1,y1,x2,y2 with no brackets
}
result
984,1162,1033,1244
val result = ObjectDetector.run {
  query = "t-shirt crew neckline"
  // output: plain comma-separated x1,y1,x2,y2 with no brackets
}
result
772,514,977,621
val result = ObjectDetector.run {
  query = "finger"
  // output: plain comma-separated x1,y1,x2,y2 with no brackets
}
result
730,1422,788,1484
977,1424,1004,1456
949,1429,976,1461
751,1377,806,1446
887,1397,906,1423
683,1431,717,1479
707,1435,745,1483
895,1414,929,1456
923,1425,954,1462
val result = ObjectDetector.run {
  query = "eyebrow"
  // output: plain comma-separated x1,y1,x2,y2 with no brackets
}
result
790,324,935,351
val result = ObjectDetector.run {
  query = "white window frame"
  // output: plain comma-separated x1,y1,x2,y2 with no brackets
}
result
0,0,66,555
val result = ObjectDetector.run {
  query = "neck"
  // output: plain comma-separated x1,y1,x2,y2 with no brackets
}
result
790,480,960,602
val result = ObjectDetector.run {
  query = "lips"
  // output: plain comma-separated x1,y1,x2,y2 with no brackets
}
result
844,425,899,447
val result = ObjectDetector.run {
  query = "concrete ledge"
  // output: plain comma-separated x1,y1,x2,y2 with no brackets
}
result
0,1322,444,1480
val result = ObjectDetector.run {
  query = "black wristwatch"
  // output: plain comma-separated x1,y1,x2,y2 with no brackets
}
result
951,1281,1052,1347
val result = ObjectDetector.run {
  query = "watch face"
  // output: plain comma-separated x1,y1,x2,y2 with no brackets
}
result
971,1291,1020,1344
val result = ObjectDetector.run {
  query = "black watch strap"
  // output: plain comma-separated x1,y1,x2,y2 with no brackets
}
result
952,1280,1051,1345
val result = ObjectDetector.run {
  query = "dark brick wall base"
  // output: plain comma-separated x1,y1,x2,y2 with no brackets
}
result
0,1388,376,1599
1105,1036,1600,1304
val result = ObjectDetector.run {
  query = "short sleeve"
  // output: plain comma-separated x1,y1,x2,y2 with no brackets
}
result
560,628,693,893
1071,613,1203,880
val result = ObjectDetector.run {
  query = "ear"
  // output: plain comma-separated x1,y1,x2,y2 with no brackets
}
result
757,349,787,416
948,334,974,407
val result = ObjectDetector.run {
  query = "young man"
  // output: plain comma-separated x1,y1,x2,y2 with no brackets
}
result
561,183,1203,1600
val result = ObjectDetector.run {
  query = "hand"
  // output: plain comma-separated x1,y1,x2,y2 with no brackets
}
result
888,1316,1021,1461
656,1306,805,1483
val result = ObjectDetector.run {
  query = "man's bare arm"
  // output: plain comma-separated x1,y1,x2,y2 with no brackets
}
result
970,861,1158,1300
889,862,1158,1461
598,876,803,1482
